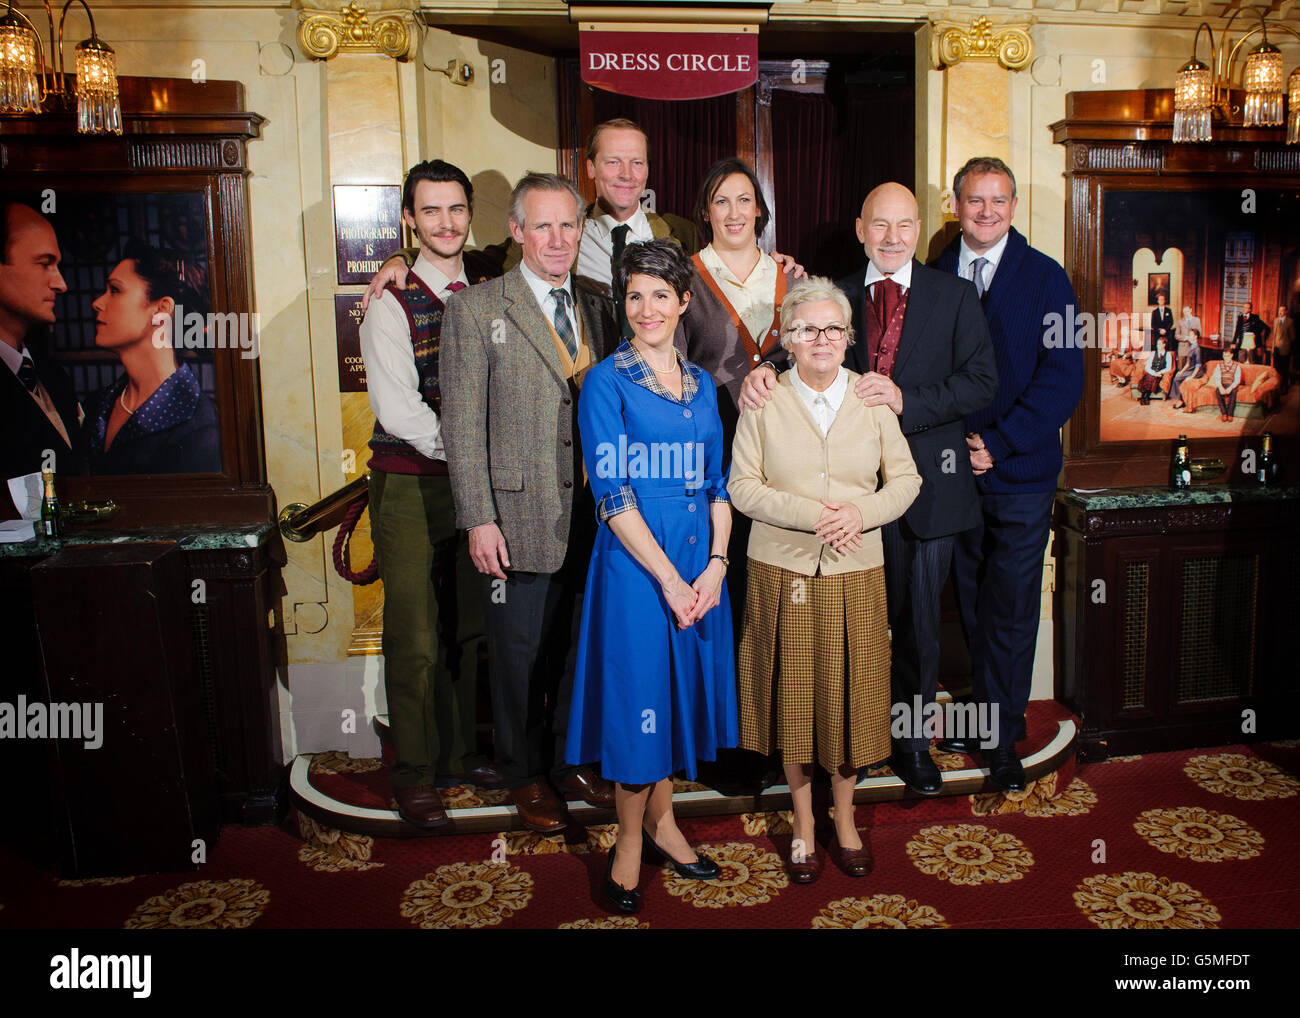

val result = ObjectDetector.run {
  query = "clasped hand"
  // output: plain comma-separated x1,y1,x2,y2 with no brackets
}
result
662,560,725,630
814,500,863,553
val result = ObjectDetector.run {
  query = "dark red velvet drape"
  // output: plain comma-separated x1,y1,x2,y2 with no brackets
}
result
771,86,914,279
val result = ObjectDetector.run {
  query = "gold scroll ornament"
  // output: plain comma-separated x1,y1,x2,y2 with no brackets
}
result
295,1,420,62
932,15,1033,72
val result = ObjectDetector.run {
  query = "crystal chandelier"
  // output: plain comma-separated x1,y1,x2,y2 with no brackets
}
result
0,0,120,134
1173,13,1300,144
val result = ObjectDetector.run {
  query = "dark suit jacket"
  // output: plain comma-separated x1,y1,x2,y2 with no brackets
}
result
1151,306,1174,350
440,266,619,573
1,341,85,517
838,260,997,539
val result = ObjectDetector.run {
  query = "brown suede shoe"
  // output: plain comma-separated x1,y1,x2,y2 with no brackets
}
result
393,785,450,830
511,781,567,833
555,766,615,807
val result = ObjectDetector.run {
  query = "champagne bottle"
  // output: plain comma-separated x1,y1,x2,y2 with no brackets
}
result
1170,435,1191,490
40,469,60,539
1258,432,1275,487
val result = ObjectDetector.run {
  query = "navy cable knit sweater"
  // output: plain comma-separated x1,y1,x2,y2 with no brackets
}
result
933,227,1084,494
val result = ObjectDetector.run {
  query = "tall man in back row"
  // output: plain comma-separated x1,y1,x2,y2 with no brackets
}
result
933,156,1083,790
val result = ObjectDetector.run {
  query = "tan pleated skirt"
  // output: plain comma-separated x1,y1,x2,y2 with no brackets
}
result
737,558,891,770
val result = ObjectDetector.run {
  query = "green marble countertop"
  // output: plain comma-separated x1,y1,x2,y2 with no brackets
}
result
1059,484,1300,511
0,522,276,557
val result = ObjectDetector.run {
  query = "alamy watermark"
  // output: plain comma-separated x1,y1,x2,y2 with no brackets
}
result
0,696,103,749
594,435,704,487
152,305,260,360
1042,307,1170,350
890,695,999,749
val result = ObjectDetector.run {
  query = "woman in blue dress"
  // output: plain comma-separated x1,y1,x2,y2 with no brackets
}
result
568,239,737,914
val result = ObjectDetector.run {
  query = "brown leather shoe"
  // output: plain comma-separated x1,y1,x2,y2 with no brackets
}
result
787,850,823,884
393,785,450,830
511,781,567,833
555,766,615,807
838,841,873,878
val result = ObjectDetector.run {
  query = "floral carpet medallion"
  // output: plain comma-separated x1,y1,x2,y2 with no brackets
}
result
296,813,383,872
662,842,788,908
812,893,949,929
124,878,270,929
741,811,794,836
1133,807,1264,863
558,916,649,929
970,774,1097,818
1183,753,1299,802
309,752,382,776
498,824,618,856
1074,871,1221,929
907,824,1034,885
400,861,533,928
427,785,510,809
1106,755,1143,763
56,876,136,887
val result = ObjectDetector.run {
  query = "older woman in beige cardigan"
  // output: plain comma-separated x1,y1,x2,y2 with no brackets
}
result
729,277,921,883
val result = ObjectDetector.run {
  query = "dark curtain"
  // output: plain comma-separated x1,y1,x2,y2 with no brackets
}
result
772,85,914,279
591,91,737,229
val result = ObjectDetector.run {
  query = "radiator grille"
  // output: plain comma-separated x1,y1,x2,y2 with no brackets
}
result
191,605,222,773
1121,561,1149,709
1177,556,1258,703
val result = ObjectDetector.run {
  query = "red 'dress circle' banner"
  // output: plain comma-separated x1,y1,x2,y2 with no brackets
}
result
580,29,759,101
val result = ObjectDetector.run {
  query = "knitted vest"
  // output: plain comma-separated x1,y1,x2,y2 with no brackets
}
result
367,276,449,475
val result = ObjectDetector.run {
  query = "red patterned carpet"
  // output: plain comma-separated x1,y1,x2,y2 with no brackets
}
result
1,741,1297,930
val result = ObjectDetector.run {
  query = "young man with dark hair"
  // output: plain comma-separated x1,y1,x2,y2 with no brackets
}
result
358,159,501,829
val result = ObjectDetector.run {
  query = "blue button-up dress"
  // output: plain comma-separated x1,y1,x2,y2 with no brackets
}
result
566,341,738,785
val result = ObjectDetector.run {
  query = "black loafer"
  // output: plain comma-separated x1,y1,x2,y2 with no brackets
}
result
603,849,641,914
892,751,943,795
984,746,1027,792
643,832,720,879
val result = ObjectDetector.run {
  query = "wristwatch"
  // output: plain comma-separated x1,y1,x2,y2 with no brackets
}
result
709,554,729,569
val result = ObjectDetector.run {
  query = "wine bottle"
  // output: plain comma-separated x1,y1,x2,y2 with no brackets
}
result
1258,432,1275,487
1170,435,1191,490
40,469,60,539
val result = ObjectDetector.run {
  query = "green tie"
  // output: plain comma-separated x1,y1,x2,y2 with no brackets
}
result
550,287,578,360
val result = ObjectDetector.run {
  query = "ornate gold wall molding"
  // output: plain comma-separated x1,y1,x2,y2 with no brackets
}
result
294,1,420,61
930,15,1034,72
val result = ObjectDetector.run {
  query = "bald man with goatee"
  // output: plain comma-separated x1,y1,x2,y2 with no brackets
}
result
746,182,997,794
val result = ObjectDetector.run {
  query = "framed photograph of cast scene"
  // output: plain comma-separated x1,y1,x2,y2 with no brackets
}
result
1,77,270,526
1053,90,1300,488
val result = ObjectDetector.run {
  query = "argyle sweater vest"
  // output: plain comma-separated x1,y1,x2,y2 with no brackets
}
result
368,278,449,475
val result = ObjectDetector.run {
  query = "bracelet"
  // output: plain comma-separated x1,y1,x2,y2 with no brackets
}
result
709,554,729,568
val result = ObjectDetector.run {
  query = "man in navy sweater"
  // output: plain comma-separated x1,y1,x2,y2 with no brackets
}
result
933,157,1083,790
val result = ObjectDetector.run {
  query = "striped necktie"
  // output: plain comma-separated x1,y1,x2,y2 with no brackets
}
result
550,287,578,360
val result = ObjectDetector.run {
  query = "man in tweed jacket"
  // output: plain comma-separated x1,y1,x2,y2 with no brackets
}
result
440,172,620,832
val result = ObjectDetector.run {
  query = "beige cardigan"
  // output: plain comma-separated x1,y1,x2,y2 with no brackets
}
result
728,368,922,576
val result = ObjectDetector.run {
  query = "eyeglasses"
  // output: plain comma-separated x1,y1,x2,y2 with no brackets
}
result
787,324,848,343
